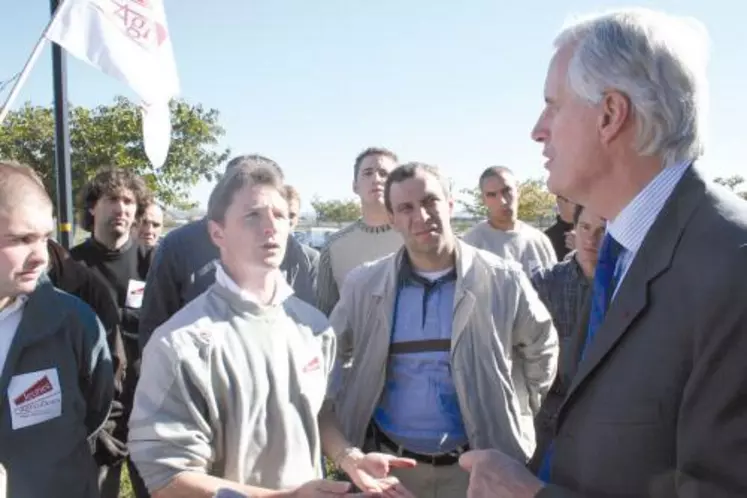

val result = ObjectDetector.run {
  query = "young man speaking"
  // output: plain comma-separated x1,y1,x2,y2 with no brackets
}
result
129,162,414,497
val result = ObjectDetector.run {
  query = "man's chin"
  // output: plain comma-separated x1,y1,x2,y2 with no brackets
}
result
15,278,41,295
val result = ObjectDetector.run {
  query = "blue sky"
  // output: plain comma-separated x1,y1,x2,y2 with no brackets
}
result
2,0,744,211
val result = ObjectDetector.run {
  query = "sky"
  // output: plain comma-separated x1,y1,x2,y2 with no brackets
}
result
2,0,745,212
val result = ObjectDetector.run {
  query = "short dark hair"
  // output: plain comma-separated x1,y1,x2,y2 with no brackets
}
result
0,161,52,214
207,164,284,224
78,167,151,232
478,165,514,189
225,154,284,179
384,162,450,213
573,204,585,225
283,184,301,204
353,147,398,180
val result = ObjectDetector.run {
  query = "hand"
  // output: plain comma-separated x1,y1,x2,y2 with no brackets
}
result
564,230,576,251
339,450,417,494
368,476,417,498
289,479,354,497
459,450,544,498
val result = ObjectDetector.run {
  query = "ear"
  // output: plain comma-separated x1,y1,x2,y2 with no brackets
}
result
207,219,225,250
352,178,359,196
448,197,455,217
598,90,630,145
387,209,395,225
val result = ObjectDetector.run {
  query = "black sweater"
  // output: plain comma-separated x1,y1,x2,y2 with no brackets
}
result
70,237,153,342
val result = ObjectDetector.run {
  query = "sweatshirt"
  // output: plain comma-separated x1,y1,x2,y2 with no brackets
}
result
462,220,557,276
70,237,153,343
129,265,336,493
138,218,320,351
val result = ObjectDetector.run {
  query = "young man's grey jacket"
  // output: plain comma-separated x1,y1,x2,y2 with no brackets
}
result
0,277,114,498
329,241,558,461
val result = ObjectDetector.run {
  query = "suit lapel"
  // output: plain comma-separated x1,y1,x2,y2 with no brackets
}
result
558,167,707,418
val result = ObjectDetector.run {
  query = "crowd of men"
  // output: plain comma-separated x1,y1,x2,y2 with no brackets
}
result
1,7,747,498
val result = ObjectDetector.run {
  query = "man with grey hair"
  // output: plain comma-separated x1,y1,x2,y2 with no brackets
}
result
460,8,747,498
326,162,557,497
138,154,318,351
129,162,410,497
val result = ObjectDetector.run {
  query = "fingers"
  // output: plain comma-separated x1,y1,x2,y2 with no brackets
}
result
378,477,416,498
315,480,352,493
385,457,417,469
354,473,384,493
459,449,492,471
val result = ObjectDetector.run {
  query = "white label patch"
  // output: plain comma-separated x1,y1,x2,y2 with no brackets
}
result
126,279,146,309
8,368,62,430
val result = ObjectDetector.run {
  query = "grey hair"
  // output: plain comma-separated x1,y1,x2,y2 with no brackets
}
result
554,8,710,166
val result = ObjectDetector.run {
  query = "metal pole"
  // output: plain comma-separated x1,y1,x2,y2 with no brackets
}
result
50,0,74,248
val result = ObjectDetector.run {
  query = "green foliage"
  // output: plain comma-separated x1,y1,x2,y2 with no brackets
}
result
0,96,230,209
458,177,556,222
715,175,747,201
311,197,362,224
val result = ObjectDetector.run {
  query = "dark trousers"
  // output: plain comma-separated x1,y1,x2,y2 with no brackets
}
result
99,457,149,498
99,338,149,498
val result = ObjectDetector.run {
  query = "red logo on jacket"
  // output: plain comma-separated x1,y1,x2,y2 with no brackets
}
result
14,376,53,405
302,357,321,373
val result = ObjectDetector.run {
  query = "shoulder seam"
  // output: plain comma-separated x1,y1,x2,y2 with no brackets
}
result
321,222,358,249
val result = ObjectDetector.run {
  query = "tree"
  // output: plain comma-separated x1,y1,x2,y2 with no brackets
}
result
517,178,557,222
311,197,361,224
0,96,230,209
458,178,556,223
714,175,747,201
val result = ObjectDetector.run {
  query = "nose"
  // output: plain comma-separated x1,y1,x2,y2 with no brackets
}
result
414,205,429,224
531,116,548,144
114,199,128,213
261,214,280,236
27,239,49,269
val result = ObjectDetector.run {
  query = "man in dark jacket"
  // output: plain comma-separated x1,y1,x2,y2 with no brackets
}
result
71,167,154,498
47,239,129,470
543,196,576,261
0,162,113,498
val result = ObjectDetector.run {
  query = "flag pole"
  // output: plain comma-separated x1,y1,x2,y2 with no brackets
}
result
0,24,51,124
50,0,75,249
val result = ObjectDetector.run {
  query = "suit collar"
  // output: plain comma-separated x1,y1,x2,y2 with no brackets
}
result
559,165,708,419
608,160,691,255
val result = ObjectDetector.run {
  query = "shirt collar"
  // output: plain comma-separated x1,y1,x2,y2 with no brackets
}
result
215,264,293,306
0,295,28,321
608,161,691,254
398,251,456,287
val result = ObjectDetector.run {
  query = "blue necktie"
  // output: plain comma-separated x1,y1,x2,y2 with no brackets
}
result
581,232,624,359
537,232,623,482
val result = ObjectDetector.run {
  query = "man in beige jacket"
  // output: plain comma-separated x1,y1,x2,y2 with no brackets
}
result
325,162,558,497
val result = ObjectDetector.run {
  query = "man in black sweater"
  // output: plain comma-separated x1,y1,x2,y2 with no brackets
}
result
543,195,576,261
71,167,154,498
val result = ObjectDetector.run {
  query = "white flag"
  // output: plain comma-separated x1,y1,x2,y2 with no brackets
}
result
46,0,180,168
